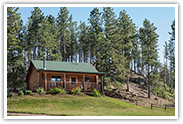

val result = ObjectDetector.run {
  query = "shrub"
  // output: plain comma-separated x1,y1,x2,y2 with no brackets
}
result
91,88,101,97
36,87,45,95
7,89,12,98
60,88,66,94
20,89,32,95
18,90,24,96
25,90,32,95
49,87,66,94
7,93,12,98
70,87,81,95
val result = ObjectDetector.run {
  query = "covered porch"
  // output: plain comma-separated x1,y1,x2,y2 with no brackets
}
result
40,71,105,93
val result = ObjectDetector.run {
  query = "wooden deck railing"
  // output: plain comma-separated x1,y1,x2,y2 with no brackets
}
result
47,81,102,92
47,81,64,90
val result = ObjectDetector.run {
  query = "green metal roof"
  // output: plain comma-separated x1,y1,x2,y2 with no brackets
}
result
31,60,105,74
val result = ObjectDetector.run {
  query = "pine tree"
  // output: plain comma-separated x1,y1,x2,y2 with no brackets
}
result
39,15,62,61
168,19,175,90
139,19,159,98
67,15,78,62
94,7,128,88
88,8,103,64
56,7,71,62
117,10,137,91
7,7,26,91
78,21,90,62
29,7,44,60
163,41,169,86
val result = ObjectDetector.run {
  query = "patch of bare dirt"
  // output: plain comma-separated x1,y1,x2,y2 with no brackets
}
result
7,112,58,116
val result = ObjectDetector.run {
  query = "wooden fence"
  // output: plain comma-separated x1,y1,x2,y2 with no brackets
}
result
150,103,175,110
126,100,175,111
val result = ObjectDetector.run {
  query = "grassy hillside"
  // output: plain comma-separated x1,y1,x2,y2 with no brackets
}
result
7,94,175,116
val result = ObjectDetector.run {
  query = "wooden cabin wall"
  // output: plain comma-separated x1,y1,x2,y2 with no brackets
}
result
29,66,39,91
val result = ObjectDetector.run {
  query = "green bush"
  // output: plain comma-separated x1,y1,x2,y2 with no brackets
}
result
91,88,101,97
70,88,81,95
7,89,12,98
25,90,32,95
7,93,12,98
36,87,45,95
18,90,24,96
49,87,66,94
20,89,32,95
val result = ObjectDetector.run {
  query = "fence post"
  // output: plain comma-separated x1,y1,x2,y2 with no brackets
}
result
136,100,138,106
151,103,153,109
165,105,166,110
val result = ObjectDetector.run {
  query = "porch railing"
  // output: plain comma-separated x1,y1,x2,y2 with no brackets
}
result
46,81,102,92
47,81,64,90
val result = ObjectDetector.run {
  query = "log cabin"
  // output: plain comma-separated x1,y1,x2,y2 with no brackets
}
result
25,58,106,93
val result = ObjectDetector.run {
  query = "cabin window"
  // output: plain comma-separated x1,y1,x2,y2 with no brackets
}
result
51,76,61,87
71,77,76,82
85,77,90,82
51,76,61,81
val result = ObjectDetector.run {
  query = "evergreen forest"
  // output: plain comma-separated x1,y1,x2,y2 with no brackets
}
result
7,7,175,98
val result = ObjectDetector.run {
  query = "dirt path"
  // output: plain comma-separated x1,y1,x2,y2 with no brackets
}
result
7,112,57,116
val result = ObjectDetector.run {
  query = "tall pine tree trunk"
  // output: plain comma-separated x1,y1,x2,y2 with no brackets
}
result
33,29,37,60
71,40,73,62
79,52,81,62
63,27,66,62
164,63,166,86
84,49,86,62
148,63,151,98
134,57,136,73
127,75,129,91
170,68,172,93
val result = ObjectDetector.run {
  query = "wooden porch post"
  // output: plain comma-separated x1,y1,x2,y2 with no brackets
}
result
96,75,98,90
83,74,85,92
101,75,104,95
45,72,47,91
41,72,43,88
64,73,66,90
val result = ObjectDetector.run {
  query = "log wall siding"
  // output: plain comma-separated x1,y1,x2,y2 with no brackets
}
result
29,66,39,90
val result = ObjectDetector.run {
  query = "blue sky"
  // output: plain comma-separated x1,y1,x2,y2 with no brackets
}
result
17,7,175,64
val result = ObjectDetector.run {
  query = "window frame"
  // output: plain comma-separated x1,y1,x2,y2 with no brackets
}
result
85,77,90,82
51,76,62,81
69,76,78,82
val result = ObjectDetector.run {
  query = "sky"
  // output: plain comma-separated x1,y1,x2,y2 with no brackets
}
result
17,6,175,64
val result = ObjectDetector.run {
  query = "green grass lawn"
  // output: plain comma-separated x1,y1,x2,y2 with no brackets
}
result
7,93,175,116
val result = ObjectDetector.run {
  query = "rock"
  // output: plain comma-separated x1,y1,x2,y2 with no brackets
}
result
124,97,128,100
132,71,135,75
132,94,136,97
118,90,122,94
143,90,147,93
112,88,117,92
129,99,135,102
127,92,131,95
114,95,118,98
140,82,144,86
154,98,158,100
109,92,115,97
141,92,146,95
